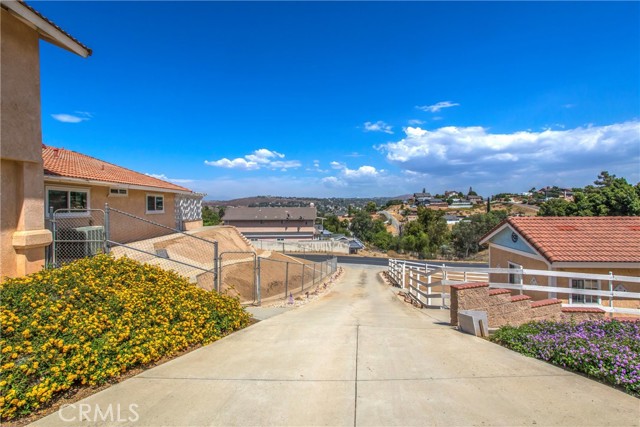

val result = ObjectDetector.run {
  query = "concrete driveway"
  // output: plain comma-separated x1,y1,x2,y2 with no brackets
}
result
34,266,639,426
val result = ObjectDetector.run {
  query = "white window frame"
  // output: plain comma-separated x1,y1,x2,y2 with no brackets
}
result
146,194,165,214
109,187,128,197
570,279,601,305
46,186,90,217
508,262,523,285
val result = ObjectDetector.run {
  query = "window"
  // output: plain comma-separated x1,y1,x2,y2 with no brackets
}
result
109,188,128,197
146,194,164,214
571,279,600,304
276,238,285,242
46,187,89,215
508,262,522,285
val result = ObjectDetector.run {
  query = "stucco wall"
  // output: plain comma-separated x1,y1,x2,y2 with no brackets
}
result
45,182,179,244
556,267,640,310
1,8,41,164
489,245,640,310
488,245,550,301
1,10,52,279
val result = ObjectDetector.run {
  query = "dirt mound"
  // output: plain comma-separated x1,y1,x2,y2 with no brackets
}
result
113,225,332,303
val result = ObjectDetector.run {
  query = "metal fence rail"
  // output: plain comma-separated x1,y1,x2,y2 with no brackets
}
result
388,258,640,315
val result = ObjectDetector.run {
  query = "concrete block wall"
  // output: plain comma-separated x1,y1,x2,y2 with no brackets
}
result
450,283,606,328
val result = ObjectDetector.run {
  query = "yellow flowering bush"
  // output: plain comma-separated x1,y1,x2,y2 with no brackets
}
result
0,254,250,420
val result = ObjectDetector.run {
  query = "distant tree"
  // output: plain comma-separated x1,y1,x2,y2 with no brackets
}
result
385,199,402,208
372,230,393,250
451,211,507,258
323,214,350,235
486,197,491,213
350,210,374,241
364,201,378,213
538,171,640,217
538,198,572,216
202,206,221,226
422,187,426,194
468,187,477,196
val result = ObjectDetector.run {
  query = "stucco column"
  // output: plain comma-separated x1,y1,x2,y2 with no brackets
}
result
11,161,52,275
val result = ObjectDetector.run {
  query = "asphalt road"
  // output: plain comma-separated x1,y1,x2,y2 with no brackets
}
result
287,253,488,268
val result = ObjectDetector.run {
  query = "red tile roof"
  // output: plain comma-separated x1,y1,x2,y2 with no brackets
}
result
504,217,640,263
42,145,192,193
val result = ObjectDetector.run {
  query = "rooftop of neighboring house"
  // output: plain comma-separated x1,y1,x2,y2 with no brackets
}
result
413,192,432,198
223,206,317,221
481,216,640,263
2,0,92,57
42,145,193,193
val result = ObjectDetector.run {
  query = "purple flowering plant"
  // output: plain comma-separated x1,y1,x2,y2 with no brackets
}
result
491,319,640,395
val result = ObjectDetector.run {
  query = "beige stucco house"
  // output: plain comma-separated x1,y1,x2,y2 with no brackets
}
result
480,216,640,310
43,145,203,245
1,0,91,279
224,207,317,241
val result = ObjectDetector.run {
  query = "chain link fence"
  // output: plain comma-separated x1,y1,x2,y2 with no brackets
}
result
258,256,338,303
47,204,338,306
219,251,257,302
48,209,106,267
106,206,219,291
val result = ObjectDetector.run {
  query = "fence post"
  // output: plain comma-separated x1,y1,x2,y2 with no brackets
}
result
256,257,261,305
441,264,447,306
313,263,317,286
104,203,110,254
213,240,219,292
519,266,524,295
50,207,56,266
284,261,289,299
401,262,406,289
608,271,614,318
301,263,305,292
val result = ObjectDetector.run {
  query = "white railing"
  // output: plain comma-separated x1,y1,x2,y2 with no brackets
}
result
387,258,640,316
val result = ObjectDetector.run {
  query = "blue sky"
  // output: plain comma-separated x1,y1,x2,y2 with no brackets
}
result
37,1,639,200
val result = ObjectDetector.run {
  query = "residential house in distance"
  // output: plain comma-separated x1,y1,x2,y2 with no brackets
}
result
223,206,317,241
480,217,640,311
1,0,91,278
43,145,203,244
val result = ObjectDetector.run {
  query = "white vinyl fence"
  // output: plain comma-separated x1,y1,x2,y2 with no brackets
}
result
387,258,640,316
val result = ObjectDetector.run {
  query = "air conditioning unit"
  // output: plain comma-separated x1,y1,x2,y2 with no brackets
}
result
57,226,105,261
74,226,105,256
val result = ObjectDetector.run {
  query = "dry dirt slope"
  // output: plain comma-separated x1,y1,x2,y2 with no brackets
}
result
111,226,317,302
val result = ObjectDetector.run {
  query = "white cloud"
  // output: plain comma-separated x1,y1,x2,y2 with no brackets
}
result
51,113,91,123
321,162,385,189
378,120,640,192
363,120,393,134
408,119,424,125
205,148,300,171
416,101,460,113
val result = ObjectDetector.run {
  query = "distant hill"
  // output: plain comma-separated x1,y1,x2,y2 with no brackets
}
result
204,195,412,209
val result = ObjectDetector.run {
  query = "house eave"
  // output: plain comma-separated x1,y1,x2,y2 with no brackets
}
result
1,0,92,57
44,175,196,195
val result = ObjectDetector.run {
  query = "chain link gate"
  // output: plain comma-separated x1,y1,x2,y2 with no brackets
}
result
49,208,107,266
